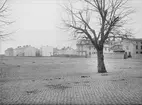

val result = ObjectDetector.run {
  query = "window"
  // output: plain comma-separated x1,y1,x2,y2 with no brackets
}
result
136,52,138,54
89,52,91,55
136,45,138,49
108,49,110,52
141,42,142,44
81,46,83,50
81,52,83,55
92,52,96,54
141,52,142,54
141,46,142,49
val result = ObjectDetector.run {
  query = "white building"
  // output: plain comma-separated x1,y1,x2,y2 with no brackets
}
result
103,44,114,54
13,46,25,56
76,39,113,57
40,46,53,56
24,46,37,56
76,39,96,56
122,38,142,58
13,45,35,56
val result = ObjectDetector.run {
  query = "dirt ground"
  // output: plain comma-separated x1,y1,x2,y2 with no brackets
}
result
0,56,142,105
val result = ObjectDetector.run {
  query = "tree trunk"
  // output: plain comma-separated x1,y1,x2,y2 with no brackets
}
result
97,49,107,73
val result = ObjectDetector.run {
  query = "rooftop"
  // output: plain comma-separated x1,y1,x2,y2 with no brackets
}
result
124,38,142,41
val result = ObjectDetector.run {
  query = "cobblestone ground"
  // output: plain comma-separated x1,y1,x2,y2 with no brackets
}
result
0,57,142,105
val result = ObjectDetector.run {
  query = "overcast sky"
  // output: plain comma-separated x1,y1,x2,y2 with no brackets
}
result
1,0,142,54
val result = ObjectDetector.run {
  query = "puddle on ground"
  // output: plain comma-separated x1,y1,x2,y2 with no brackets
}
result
81,76,90,78
25,89,39,95
83,81,90,83
43,77,64,81
73,82,80,84
111,78,125,81
17,65,20,67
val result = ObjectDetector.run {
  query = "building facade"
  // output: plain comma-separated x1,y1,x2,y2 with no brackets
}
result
109,40,124,53
122,38,142,58
76,39,114,57
12,45,36,56
40,46,53,56
24,46,37,56
76,39,96,56
5,45,54,57
13,46,25,56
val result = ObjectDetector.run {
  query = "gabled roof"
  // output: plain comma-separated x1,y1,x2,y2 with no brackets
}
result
110,44,124,52
123,38,142,41
5,48,13,51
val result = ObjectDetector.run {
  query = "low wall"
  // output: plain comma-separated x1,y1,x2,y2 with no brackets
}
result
104,53,124,59
132,54,142,59
91,53,124,59
52,54,86,58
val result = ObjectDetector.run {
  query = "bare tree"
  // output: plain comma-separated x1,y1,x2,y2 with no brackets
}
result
62,0,134,73
0,0,14,41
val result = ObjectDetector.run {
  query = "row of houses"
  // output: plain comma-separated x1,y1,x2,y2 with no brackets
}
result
76,39,122,56
76,38,142,58
122,38,142,58
5,45,54,57
5,45,77,57
5,38,142,58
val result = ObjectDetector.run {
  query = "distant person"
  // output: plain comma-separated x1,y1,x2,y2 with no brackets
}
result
128,52,132,58
124,52,127,59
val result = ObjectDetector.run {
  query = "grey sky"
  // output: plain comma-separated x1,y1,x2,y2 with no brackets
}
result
1,0,142,54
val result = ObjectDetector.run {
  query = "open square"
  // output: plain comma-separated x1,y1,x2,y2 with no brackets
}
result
0,57,142,105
